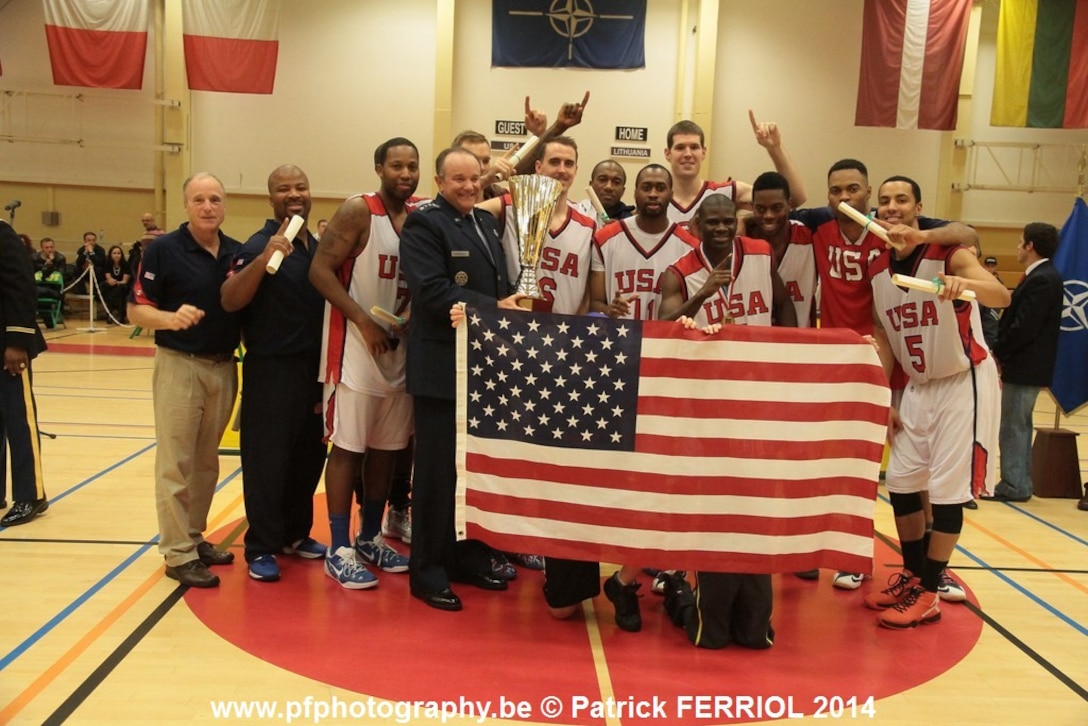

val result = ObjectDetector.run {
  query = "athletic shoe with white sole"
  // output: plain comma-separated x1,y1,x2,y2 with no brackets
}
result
879,587,941,629
355,534,409,573
325,546,378,590
381,505,412,544
938,570,966,602
832,571,866,590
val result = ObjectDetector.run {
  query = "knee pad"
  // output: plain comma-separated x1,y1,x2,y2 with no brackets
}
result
931,503,964,535
889,491,924,518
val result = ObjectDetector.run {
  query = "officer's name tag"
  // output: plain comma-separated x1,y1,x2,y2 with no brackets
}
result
451,250,470,258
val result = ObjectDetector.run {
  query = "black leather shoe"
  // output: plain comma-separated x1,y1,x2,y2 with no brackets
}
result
197,541,235,566
979,492,1031,503
165,560,220,588
963,499,978,510
1,498,49,527
412,587,463,611
0,499,7,509
452,572,509,591
1077,483,1088,512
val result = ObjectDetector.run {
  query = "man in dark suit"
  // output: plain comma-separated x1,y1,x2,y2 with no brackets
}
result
400,147,527,611
985,222,1064,502
0,219,49,526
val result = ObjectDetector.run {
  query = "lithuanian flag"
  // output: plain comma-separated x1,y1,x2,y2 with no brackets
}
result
991,0,1088,128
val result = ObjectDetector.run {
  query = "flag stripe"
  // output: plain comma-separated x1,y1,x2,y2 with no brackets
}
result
896,0,929,129
1027,0,1076,128
856,0,907,127
635,415,888,443
992,0,1037,127
183,35,277,93
1066,0,1088,127
43,0,146,32
42,0,148,90
917,0,972,129
640,356,886,384
468,452,879,497
634,433,884,461
182,0,278,39
639,397,888,424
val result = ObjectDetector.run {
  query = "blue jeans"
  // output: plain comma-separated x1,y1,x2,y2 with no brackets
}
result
997,383,1040,498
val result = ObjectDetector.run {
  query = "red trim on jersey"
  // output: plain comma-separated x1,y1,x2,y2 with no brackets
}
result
322,256,357,384
669,180,737,216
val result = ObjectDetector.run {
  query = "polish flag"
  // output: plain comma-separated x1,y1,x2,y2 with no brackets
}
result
43,0,149,90
182,0,279,94
854,0,973,131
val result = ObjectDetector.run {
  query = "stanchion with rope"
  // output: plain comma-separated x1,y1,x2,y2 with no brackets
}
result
60,265,134,332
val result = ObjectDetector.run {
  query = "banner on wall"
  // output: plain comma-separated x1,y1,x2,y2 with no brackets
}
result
42,0,149,89
854,0,973,130
492,0,645,69
454,306,889,574
1050,197,1088,414
182,0,279,94
991,0,1088,128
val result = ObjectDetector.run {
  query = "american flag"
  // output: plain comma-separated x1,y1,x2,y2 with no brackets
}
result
455,306,890,574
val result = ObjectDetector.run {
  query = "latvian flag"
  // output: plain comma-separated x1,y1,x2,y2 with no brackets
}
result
455,306,890,575
854,0,973,131
43,0,149,90
991,0,1088,128
182,0,279,94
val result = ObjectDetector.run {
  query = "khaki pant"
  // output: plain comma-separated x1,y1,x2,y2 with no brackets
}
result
153,347,237,566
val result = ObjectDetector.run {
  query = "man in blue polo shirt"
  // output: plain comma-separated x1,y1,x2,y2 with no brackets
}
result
221,164,328,582
128,172,242,588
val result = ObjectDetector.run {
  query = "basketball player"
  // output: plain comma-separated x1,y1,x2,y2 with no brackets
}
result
576,160,634,223
308,138,422,589
865,176,1009,628
659,194,797,327
590,164,698,324
742,171,818,327
665,111,806,226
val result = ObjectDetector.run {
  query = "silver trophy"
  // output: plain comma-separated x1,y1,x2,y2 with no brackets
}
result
508,174,563,311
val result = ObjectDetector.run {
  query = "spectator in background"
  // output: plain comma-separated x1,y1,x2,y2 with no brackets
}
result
984,222,1064,503
967,243,1002,350
315,219,327,240
17,234,35,258
75,231,106,294
140,212,165,244
103,245,132,324
33,237,67,276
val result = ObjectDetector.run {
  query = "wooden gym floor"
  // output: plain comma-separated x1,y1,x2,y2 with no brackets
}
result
0,323,1085,725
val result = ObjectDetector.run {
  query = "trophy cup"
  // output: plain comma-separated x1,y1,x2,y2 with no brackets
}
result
508,174,563,311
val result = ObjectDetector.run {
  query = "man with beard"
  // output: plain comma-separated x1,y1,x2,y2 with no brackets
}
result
309,138,423,590
221,164,328,582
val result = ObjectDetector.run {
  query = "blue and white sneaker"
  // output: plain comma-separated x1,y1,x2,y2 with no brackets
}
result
283,536,328,559
354,534,409,573
248,555,280,582
325,546,378,590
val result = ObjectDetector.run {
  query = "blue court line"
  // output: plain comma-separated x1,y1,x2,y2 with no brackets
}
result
0,465,243,673
876,493,1088,638
1004,503,1088,548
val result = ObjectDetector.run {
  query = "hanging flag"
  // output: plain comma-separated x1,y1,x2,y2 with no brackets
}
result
991,0,1088,128
1050,197,1088,414
492,0,645,69
42,0,149,90
182,0,279,94
854,0,973,130
455,307,890,575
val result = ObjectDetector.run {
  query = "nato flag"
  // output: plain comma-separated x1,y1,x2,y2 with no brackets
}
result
1050,197,1088,414
492,0,645,69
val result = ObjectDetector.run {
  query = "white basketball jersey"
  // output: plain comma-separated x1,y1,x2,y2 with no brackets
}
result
775,220,817,327
319,193,414,395
727,236,774,326
592,218,698,321
870,245,989,384
667,180,737,225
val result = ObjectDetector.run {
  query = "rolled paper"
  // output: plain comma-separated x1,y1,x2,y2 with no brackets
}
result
265,214,305,274
370,305,405,327
584,185,610,223
835,202,904,251
510,134,540,166
891,273,977,301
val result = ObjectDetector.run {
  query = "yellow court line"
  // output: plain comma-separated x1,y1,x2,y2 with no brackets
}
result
964,515,1088,596
580,598,623,726
0,491,246,722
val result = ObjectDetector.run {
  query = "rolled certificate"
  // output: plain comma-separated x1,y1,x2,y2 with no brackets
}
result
265,214,305,274
835,202,904,251
510,134,540,166
370,305,405,327
891,273,977,301
584,185,610,223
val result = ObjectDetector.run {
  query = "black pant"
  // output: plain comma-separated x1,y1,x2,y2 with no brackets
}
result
409,395,490,594
240,356,327,560
0,365,46,504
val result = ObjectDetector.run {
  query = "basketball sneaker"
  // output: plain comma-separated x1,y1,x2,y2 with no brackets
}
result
325,546,378,590
355,534,409,573
878,587,941,629
651,570,684,595
832,571,866,590
863,570,919,610
604,571,642,632
938,570,967,602
382,505,412,544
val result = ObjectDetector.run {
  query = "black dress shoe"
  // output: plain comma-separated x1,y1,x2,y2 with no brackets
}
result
197,541,235,566
0,499,7,509
165,560,220,588
1077,483,1088,512
979,492,1032,503
963,499,978,510
452,572,509,591
1,498,49,527
412,587,463,611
